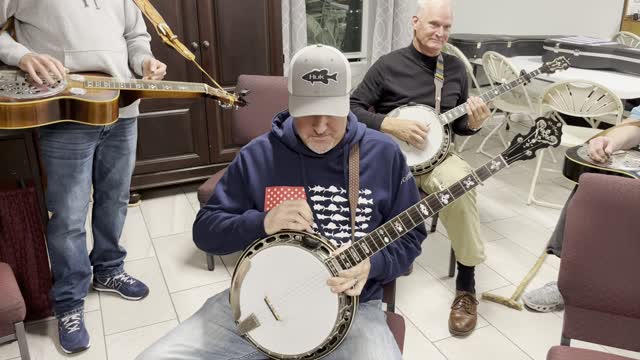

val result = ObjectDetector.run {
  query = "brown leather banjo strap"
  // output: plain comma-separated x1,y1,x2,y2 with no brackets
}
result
348,143,360,244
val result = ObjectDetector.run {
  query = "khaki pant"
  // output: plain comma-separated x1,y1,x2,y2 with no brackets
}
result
416,153,486,266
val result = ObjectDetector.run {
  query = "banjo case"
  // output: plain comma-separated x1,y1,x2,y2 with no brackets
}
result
542,36,640,76
449,33,555,59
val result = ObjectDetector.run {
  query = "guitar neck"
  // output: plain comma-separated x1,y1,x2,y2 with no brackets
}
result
330,155,509,271
77,75,207,95
66,74,240,105
438,68,542,126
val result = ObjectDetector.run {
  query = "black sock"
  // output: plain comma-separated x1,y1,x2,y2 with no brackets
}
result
455,262,476,293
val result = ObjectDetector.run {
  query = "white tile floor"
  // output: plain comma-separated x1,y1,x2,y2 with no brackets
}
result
2,123,639,360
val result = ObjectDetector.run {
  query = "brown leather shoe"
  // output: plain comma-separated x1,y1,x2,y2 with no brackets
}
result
448,291,478,336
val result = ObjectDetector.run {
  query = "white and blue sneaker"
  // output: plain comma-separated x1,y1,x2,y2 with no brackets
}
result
92,272,149,300
57,309,90,354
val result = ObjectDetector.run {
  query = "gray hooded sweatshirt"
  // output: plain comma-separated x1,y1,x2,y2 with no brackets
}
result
0,0,154,118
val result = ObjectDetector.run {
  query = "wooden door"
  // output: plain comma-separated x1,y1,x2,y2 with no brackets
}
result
133,0,210,181
197,0,284,163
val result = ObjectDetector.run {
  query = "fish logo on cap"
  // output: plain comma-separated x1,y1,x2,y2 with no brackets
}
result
301,69,338,85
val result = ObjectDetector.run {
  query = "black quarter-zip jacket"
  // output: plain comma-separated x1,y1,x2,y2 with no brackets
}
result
350,44,478,137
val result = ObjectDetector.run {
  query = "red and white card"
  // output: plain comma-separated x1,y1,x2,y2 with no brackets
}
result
264,186,306,211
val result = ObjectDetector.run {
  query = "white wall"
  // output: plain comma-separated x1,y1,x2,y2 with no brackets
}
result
451,0,625,39
351,0,625,85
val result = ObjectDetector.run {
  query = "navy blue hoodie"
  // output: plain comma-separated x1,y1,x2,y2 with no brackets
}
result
193,111,427,303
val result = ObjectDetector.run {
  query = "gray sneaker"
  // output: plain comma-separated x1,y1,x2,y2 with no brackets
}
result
522,281,564,312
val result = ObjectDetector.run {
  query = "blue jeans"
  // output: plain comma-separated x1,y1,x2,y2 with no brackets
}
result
546,186,578,258
137,289,402,360
38,118,137,315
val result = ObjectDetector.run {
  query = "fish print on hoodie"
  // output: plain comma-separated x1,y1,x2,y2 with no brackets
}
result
307,185,373,248
263,185,374,248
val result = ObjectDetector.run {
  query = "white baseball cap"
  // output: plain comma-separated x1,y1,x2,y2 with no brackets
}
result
288,44,352,117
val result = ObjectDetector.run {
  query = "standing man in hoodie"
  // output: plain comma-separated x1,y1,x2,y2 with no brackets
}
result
137,44,426,359
350,0,491,336
1,0,166,354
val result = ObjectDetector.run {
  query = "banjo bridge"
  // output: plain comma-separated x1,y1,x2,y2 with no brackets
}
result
264,296,282,321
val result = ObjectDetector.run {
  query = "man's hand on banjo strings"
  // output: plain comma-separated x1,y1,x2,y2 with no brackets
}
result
263,199,314,235
466,96,491,130
327,244,371,296
381,117,431,150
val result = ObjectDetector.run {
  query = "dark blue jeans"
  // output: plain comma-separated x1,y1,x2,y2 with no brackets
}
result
38,118,137,315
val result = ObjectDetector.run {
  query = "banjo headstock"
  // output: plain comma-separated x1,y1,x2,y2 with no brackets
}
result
502,117,563,165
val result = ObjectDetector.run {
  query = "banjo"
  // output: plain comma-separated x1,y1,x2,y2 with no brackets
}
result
229,117,563,359
388,56,570,176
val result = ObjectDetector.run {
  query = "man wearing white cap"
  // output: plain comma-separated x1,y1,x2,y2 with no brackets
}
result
138,44,426,359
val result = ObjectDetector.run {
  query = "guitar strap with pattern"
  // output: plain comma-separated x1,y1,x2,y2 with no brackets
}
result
131,0,195,61
434,54,445,116
348,143,360,244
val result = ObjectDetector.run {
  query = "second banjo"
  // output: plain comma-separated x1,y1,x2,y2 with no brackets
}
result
389,56,570,175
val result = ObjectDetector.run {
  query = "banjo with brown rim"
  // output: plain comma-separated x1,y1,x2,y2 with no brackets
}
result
229,117,563,359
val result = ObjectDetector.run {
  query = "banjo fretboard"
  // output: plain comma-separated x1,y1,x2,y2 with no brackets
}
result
329,115,565,271
439,68,543,125
331,155,508,271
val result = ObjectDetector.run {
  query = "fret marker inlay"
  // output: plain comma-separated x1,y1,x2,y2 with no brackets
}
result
490,160,502,170
378,230,390,243
463,178,475,189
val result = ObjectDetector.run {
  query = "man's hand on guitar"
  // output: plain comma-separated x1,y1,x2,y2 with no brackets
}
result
588,136,616,163
142,57,167,80
263,199,314,235
466,96,491,130
381,117,430,150
18,53,67,86
327,245,370,296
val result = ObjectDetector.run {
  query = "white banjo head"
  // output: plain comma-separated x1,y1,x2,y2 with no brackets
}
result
387,104,451,175
231,232,356,359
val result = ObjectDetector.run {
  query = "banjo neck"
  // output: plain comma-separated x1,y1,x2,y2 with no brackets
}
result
438,68,543,126
328,154,509,271
328,115,564,272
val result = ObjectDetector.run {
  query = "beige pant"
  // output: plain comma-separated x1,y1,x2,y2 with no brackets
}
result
416,153,486,266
